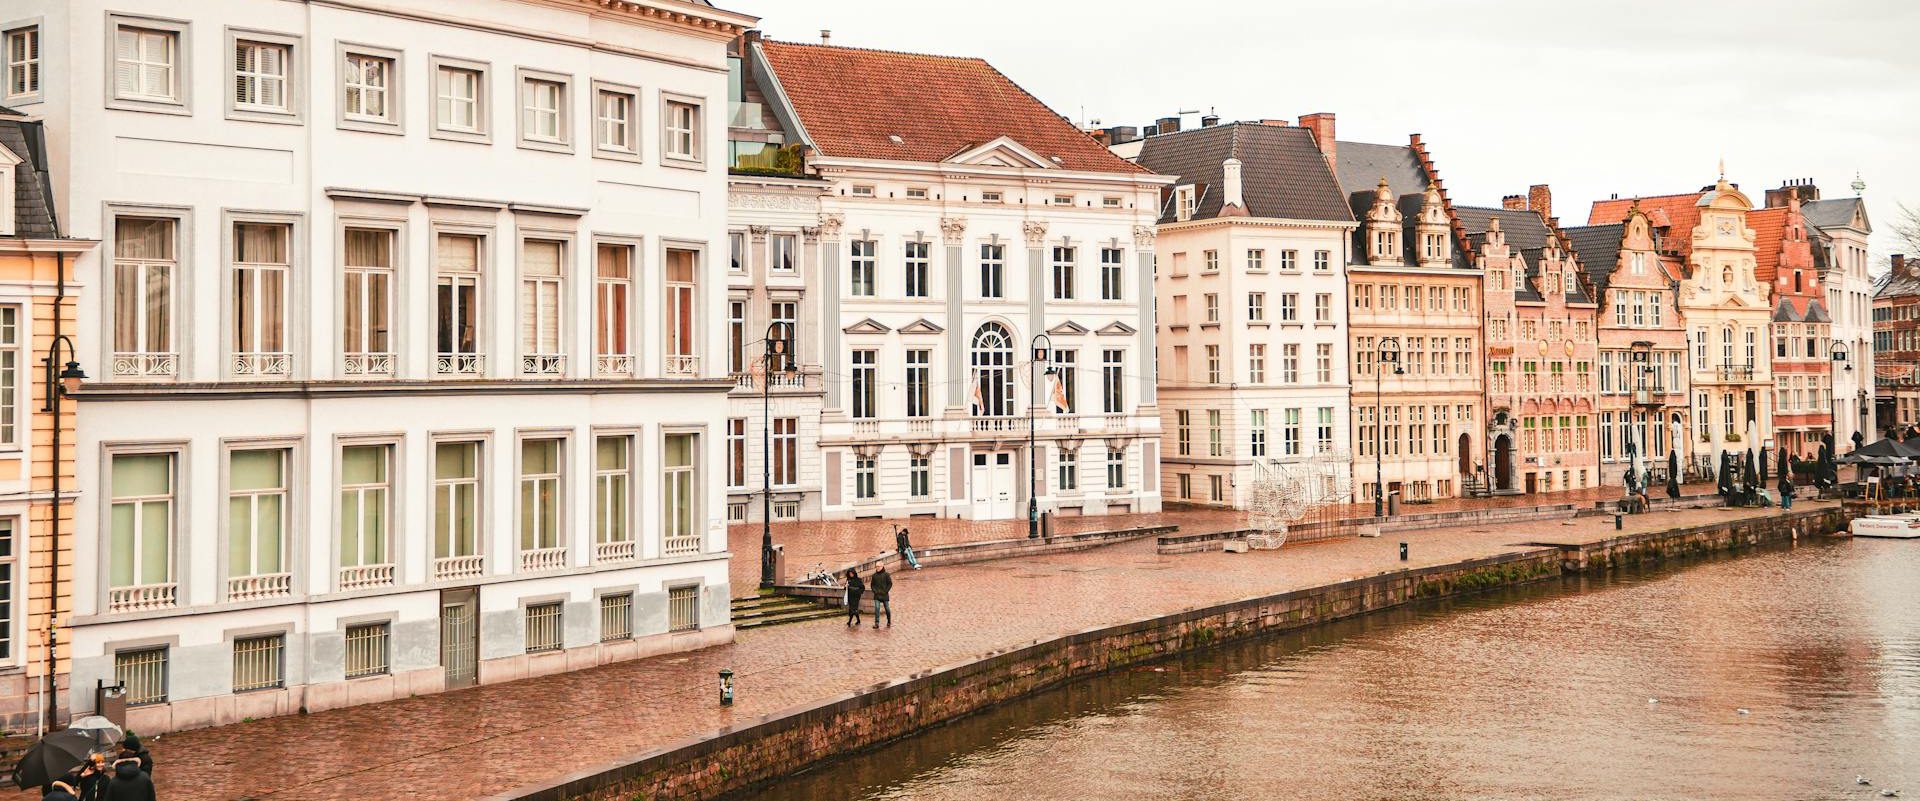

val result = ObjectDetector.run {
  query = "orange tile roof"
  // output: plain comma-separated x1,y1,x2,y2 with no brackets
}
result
1747,206,1787,284
758,40,1146,174
1588,192,1704,258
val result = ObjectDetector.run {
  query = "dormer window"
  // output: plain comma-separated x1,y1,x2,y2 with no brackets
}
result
1173,185,1196,222
1372,230,1398,261
1563,269,1575,293
1630,252,1645,274
850,185,874,197
1423,233,1447,262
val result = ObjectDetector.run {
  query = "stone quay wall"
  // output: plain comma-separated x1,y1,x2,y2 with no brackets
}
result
1547,506,1848,572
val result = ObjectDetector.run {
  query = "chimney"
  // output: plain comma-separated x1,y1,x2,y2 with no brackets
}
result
1896,253,1908,275
1201,113,1220,127
1257,119,1290,127
1298,112,1336,172
1766,178,1823,209
1502,195,1527,211
1528,184,1552,221
1088,129,1110,146
819,29,831,44
1156,116,1181,135
1222,158,1245,210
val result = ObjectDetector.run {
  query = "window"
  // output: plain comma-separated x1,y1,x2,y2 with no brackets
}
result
1054,349,1077,413
770,233,798,273
1248,344,1265,384
1279,250,1297,271
595,435,633,556
1211,474,1226,502
1248,292,1266,322
232,222,292,376
432,59,486,139
112,22,181,105
972,323,1015,416
664,249,700,375
905,241,930,298
663,434,700,555
1178,473,1192,499
0,520,11,657
520,239,566,374
1280,293,1298,322
1282,344,1299,383
851,349,878,419
1315,293,1332,322
664,98,702,162
982,190,1003,203
855,455,877,500
1204,294,1220,323
773,418,798,486
1208,409,1225,456
436,233,484,374
906,187,928,199
0,308,14,447
1057,448,1078,491
4,26,37,100
1314,250,1331,271
342,228,395,376
339,444,392,585
725,418,746,488
1174,186,1196,221
668,585,699,631
341,48,398,130
595,243,633,375
726,300,746,376
1250,409,1267,457
1103,350,1125,413
1052,194,1074,206
516,73,569,147
1107,450,1125,489
910,454,932,499
519,439,563,564
1206,345,1221,384
1284,408,1302,456
599,594,633,642
1052,246,1076,300
116,649,168,706
980,243,1005,299
594,84,638,155
1247,249,1266,272
108,453,175,609
231,38,291,115
226,449,290,597
433,442,482,575
344,622,390,678
233,634,285,692
1103,196,1122,209
850,239,876,297
850,185,875,197
525,602,562,653
1204,250,1219,272
1317,343,1332,383
906,349,931,418
1176,410,1191,456
1317,408,1334,453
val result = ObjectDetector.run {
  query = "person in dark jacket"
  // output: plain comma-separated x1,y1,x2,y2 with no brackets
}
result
64,754,110,801
843,569,864,627
894,526,921,570
118,734,153,776
42,779,78,801
870,566,893,628
103,759,154,801
1780,458,1796,509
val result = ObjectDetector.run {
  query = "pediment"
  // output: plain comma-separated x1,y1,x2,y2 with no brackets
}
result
843,318,892,335
1096,321,1137,336
946,136,1056,169
898,318,945,335
1047,321,1090,336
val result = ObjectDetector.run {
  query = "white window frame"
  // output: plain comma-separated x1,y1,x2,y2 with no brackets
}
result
430,435,488,576
335,437,398,589
661,429,704,556
0,516,17,663
225,213,301,380
107,14,190,114
4,22,40,104
225,28,301,123
428,55,490,144
106,208,189,379
661,92,705,167
592,81,641,161
662,242,703,375
593,238,637,376
339,218,402,378
220,441,298,599
337,42,402,134
101,444,185,614
0,306,18,450
433,226,490,376
515,67,573,153
517,232,570,376
592,431,637,561
516,434,567,566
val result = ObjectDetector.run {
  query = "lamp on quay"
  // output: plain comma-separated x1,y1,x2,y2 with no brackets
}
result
1028,333,1054,539
760,322,794,589
40,333,85,732
1374,337,1403,517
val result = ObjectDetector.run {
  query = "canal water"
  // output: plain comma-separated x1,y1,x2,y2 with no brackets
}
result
739,539,1920,801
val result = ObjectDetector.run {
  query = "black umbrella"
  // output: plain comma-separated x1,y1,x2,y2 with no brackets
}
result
1760,446,1770,484
12,729,97,790
1853,429,1866,452
1744,449,1760,496
1777,446,1789,481
1716,452,1732,496
1667,449,1681,498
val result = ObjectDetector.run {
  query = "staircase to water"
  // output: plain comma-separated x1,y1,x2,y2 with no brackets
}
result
730,591,842,630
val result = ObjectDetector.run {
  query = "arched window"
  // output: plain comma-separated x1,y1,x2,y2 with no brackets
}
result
971,322,1015,417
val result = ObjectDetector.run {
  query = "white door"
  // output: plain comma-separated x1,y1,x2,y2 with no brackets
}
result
970,453,992,519
971,452,1018,519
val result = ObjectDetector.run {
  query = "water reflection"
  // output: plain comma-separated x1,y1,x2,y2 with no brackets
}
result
737,540,1920,801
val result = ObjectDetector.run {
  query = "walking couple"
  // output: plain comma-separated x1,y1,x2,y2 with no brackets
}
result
843,566,892,628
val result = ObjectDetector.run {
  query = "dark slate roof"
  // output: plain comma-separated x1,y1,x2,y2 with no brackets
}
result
1805,299,1831,323
1564,223,1626,295
1876,267,1920,299
0,107,57,239
1456,206,1554,250
1802,197,1865,231
1332,140,1469,269
1134,123,1352,224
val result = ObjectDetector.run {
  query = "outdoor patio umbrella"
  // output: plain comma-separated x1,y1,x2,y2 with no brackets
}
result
1777,447,1789,481
1744,449,1760,496
1759,445,1770,483
1853,429,1866,452
12,729,96,790
1667,450,1681,498
1716,452,1733,496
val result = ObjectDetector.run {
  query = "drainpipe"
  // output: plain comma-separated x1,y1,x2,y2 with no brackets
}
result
45,251,66,733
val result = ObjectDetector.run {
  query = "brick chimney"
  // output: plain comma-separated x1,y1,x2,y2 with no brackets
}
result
1502,195,1527,211
1298,112,1336,172
1896,253,1909,276
1528,184,1552,221
1766,178,1823,209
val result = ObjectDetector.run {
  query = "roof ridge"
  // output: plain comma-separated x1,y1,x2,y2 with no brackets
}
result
760,38,989,64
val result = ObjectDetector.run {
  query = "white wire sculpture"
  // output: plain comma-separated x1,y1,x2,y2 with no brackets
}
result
1246,449,1354,550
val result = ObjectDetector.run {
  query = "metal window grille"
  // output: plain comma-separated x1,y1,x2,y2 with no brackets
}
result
525,602,563,653
344,623,390,678
0,518,12,660
116,648,168,706
668,586,699,632
232,634,285,692
599,594,633,642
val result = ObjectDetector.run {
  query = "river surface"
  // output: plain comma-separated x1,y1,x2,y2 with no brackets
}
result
739,539,1920,801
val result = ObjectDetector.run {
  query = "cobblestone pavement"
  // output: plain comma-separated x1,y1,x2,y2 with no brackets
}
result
73,495,1822,801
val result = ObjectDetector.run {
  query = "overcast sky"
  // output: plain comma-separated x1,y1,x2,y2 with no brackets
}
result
744,0,1919,263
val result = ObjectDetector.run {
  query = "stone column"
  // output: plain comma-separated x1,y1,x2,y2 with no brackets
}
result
1024,220,1048,408
1135,225,1158,407
942,216,967,411
799,225,821,368
747,225,770,373
819,213,844,411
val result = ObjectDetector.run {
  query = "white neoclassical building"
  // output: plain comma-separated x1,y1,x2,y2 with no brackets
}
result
1798,184,1876,445
748,36,1169,520
18,0,752,732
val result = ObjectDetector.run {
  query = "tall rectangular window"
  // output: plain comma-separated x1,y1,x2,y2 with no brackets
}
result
773,417,798,486
114,25,178,102
1249,344,1266,384
1052,246,1076,300
906,349,931,418
1250,409,1268,457
112,218,177,376
1316,343,1333,383
227,449,289,598
855,456,877,500
1103,350,1124,413
109,453,175,610
1100,248,1124,300
232,222,291,376
851,350,878,418
338,444,391,587
595,244,633,375
1176,410,1191,456
436,233,484,375
431,440,484,575
1206,345,1221,384
595,88,635,153
727,300,747,376
725,418,746,489
663,434,700,555
904,241,930,298
665,100,701,160
850,240,876,297
342,51,395,125
910,455,931,499
771,234,797,272
519,439,562,562
1106,450,1125,490
434,64,482,133
1283,408,1302,456
520,239,565,374
1248,292,1266,322
665,249,699,375
1054,350,1077,413
594,435,633,558
1282,344,1300,383
233,40,290,113
0,520,13,657
1280,293,1298,322
1208,409,1224,457
0,308,14,447
5,27,38,100
343,228,395,376
980,244,1005,299
1315,293,1332,322
1205,293,1220,323
1317,407,1334,453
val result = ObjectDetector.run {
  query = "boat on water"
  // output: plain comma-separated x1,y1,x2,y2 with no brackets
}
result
1850,513,1920,539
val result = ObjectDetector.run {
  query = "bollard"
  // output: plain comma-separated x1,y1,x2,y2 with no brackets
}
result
1399,541,1408,561
1615,513,1623,531
719,668,735,706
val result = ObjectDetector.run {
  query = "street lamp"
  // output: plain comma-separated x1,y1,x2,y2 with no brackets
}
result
1028,333,1054,539
1830,341,1850,452
759,321,793,589
1374,336,1403,517
40,334,84,731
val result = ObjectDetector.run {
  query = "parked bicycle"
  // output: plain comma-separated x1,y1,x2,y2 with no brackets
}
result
801,563,841,589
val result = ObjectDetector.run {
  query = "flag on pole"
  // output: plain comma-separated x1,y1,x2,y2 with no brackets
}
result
969,375,985,415
1049,372,1071,414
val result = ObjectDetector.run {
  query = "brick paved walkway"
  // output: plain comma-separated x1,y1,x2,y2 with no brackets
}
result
73,497,1817,801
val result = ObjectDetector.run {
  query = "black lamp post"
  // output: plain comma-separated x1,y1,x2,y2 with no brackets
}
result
1028,333,1053,539
1830,341,1850,449
1374,336,1403,517
759,322,793,589
40,335,84,731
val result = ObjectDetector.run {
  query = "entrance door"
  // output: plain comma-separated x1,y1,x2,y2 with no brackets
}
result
970,452,1017,519
440,587,479,690
1524,472,1537,494
1494,434,1513,490
1458,433,1472,476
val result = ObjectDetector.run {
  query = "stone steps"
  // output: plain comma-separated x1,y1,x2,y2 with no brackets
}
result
730,593,841,630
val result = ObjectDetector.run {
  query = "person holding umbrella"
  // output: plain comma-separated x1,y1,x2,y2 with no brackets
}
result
12,729,101,794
